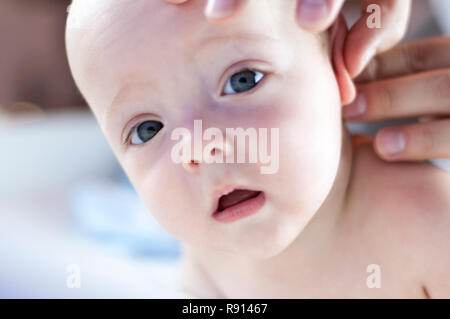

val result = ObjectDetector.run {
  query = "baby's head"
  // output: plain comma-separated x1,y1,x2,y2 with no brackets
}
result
66,0,355,259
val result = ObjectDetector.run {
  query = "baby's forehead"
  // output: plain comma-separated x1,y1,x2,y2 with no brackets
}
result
68,3,287,82
67,0,309,126
69,0,202,50
68,0,290,60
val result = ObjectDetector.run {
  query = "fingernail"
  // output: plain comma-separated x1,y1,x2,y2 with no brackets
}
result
378,130,406,155
343,93,367,118
205,0,235,19
297,0,328,28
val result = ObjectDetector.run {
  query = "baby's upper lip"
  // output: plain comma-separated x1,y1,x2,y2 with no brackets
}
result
211,184,239,214
210,184,262,214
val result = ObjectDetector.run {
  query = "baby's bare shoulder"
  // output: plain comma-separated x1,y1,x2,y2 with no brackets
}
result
347,143,450,297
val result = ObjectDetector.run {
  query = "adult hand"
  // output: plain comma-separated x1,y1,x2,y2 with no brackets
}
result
343,37,450,161
164,0,411,78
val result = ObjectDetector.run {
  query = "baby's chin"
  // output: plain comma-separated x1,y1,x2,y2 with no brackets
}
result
226,234,299,261
213,213,308,260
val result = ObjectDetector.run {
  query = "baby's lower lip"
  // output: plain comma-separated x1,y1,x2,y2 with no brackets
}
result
212,191,265,223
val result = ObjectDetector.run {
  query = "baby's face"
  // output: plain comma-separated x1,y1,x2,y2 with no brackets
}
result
67,0,342,259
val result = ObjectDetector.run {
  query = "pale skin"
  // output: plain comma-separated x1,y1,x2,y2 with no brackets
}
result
166,0,412,77
66,0,450,298
166,0,450,164
181,132,450,298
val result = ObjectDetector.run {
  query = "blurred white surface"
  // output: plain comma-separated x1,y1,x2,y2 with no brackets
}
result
0,110,181,298
0,190,181,298
68,177,181,258
0,109,119,197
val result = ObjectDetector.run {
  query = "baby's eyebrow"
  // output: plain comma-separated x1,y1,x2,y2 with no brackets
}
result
103,80,160,128
103,33,279,128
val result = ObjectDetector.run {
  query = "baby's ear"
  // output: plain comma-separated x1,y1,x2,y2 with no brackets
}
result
329,14,356,106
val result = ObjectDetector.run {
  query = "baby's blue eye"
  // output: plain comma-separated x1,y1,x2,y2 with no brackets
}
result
223,69,265,95
129,120,163,145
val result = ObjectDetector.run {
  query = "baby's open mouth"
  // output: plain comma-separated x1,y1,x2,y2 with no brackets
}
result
213,189,265,223
217,189,261,212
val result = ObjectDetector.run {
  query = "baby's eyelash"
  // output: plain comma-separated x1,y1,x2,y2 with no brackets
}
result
221,67,267,96
123,119,164,146
123,123,139,145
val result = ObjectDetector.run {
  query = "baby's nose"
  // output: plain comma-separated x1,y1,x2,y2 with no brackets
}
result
182,134,234,173
204,136,234,163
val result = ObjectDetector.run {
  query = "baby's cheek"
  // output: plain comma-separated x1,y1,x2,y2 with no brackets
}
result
135,161,203,241
275,113,340,212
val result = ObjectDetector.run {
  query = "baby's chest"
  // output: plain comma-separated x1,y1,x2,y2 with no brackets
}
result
212,261,424,298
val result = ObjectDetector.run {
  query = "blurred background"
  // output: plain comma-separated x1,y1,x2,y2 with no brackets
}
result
0,0,449,298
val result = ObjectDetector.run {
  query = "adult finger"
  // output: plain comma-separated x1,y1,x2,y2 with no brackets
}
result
295,0,345,31
374,119,450,160
356,37,450,83
203,0,249,24
342,69,450,121
345,0,412,78
165,0,189,4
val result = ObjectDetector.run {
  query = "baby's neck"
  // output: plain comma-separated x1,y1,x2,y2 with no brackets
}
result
183,124,355,283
